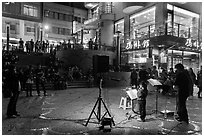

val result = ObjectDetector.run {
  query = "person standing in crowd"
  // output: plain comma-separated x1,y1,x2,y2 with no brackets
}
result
45,40,49,53
18,68,26,92
19,38,24,52
196,66,202,98
35,64,47,96
42,40,46,53
152,66,159,79
25,65,34,97
6,65,21,118
25,41,30,53
67,39,71,49
173,63,193,124
130,67,138,87
88,38,93,50
30,39,34,52
188,68,196,97
168,68,175,79
35,40,39,53
137,81,148,122
138,65,148,83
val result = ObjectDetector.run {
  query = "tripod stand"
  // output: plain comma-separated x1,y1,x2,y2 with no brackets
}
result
85,78,115,126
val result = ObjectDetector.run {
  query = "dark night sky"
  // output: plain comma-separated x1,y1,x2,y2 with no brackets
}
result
54,2,87,10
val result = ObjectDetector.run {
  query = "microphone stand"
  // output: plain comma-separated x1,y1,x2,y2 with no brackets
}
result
85,76,115,126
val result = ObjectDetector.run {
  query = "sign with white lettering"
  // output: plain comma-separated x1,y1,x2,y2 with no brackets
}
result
185,38,200,49
126,39,150,50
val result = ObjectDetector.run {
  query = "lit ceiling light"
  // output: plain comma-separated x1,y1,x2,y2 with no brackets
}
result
84,2,99,9
123,6,143,14
177,2,187,4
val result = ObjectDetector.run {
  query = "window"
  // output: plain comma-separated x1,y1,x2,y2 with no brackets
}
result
130,7,156,39
65,14,73,22
52,26,58,34
44,10,49,17
52,26,71,35
26,26,35,33
167,4,199,39
2,2,21,14
74,16,81,23
23,4,38,17
59,13,64,20
54,12,59,19
10,24,17,34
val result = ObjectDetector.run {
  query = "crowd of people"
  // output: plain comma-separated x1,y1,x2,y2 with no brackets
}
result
129,64,202,123
3,38,109,54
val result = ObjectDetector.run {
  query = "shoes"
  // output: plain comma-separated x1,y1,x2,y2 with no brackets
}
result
175,117,182,122
14,113,20,117
7,115,17,119
137,118,145,122
175,117,189,124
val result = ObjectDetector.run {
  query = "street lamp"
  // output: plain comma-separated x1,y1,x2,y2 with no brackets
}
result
115,30,121,71
44,25,49,30
44,24,49,40
6,24,10,51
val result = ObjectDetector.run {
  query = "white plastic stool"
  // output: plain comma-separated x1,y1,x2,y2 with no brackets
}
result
119,97,132,110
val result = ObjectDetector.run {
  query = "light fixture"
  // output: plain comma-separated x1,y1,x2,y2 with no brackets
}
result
44,25,49,30
123,6,143,14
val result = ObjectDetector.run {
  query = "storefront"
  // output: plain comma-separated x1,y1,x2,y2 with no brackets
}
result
118,3,201,72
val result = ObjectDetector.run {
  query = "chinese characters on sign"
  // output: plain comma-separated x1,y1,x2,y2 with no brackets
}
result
126,39,150,50
185,38,201,49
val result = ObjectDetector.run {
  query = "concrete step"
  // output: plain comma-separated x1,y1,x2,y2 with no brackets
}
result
67,80,89,88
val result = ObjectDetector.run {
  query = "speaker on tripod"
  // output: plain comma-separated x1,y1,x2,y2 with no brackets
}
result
93,55,109,74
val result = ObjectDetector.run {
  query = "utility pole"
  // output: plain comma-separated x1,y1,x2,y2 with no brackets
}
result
6,24,10,51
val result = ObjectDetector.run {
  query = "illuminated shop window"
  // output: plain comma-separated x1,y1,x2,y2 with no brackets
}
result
167,4,199,39
130,6,156,41
114,19,124,33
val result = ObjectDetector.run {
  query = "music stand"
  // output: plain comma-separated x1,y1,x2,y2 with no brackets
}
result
147,79,162,117
85,77,115,126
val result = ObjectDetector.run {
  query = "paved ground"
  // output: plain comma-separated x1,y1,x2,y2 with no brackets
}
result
1,86,202,135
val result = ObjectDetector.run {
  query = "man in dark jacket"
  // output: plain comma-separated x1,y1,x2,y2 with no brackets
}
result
130,68,138,87
6,65,21,118
174,63,192,124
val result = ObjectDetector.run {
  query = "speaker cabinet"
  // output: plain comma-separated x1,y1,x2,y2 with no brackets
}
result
93,55,109,73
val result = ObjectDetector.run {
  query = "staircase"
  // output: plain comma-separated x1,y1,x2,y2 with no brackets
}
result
67,80,90,88
32,82,54,90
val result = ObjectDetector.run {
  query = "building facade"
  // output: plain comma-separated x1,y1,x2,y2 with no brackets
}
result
84,2,202,72
2,2,88,48
2,2,42,49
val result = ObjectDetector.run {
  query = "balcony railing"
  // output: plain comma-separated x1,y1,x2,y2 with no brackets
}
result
131,23,200,41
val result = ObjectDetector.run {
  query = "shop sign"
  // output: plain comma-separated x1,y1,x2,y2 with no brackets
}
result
185,38,200,49
126,39,150,50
